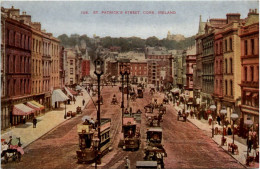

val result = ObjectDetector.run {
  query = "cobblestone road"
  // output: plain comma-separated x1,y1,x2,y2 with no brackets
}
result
2,86,244,169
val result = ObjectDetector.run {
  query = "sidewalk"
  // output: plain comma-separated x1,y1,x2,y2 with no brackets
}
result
1,88,91,149
171,102,259,168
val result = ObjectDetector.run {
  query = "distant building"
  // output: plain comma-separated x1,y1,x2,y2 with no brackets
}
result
185,46,196,97
167,31,185,41
145,47,172,89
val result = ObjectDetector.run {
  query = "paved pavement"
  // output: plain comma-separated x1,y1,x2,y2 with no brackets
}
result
171,102,259,168
1,88,91,148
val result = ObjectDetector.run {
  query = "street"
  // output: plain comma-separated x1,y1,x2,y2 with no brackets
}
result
2,86,244,169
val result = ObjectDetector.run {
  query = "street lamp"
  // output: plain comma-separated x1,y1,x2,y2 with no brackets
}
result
230,112,238,154
92,135,100,169
120,64,126,130
94,54,103,151
125,67,130,109
220,106,227,146
64,100,67,119
244,116,253,165
210,104,217,138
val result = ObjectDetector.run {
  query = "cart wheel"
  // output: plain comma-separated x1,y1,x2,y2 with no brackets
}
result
4,154,8,164
17,153,21,162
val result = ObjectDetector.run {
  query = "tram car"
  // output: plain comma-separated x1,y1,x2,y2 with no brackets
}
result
122,117,140,151
76,118,111,163
144,127,167,168
137,87,144,98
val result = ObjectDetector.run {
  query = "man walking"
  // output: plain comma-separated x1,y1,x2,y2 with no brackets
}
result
82,99,85,106
33,117,37,128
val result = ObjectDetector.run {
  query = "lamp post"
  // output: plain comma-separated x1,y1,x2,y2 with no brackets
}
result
125,67,130,109
220,106,227,146
244,116,253,165
230,112,238,154
93,135,100,169
210,104,217,138
64,101,67,119
94,55,103,151
120,64,126,130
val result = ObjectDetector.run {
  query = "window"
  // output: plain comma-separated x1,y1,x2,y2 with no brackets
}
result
251,39,254,55
225,39,227,52
251,66,254,81
225,59,227,73
230,80,233,96
229,38,232,51
230,58,233,74
216,43,218,55
220,42,222,54
70,78,73,85
245,40,248,55
244,67,248,81
70,68,73,74
225,80,227,95
70,60,73,65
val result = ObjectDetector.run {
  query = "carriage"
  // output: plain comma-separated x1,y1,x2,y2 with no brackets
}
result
177,109,186,122
1,137,24,164
144,127,167,168
137,87,144,98
122,117,140,151
76,118,111,163
76,106,82,114
144,103,154,114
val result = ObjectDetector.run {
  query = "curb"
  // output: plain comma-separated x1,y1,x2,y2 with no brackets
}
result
22,95,91,149
186,116,249,168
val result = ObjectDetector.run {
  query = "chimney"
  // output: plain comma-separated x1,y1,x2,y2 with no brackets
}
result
226,13,240,24
31,22,41,31
20,11,31,23
248,8,259,17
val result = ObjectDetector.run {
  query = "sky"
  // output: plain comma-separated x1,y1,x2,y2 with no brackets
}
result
1,1,259,39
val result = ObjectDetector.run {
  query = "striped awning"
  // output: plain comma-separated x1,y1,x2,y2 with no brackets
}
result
51,89,69,106
13,104,35,116
27,102,41,111
30,101,44,110
27,101,45,111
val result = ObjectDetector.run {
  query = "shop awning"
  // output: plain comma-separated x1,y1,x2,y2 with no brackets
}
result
30,101,44,110
65,87,73,98
252,93,258,98
51,89,69,106
246,92,251,97
171,88,179,93
27,102,41,111
27,101,45,110
75,85,82,91
13,104,35,116
66,87,77,95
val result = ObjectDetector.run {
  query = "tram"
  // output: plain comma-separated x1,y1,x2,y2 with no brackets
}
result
144,127,167,168
76,118,111,163
122,117,140,151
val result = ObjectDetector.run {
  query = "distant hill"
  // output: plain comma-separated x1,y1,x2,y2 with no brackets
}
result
58,34,195,51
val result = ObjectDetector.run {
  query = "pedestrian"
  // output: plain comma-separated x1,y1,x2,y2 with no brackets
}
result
217,115,221,125
82,99,85,106
248,129,253,152
33,117,37,128
125,156,130,169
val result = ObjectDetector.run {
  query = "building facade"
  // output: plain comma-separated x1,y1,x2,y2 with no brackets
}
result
239,9,259,127
222,14,242,122
213,31,224,114
185,46,196,97
4,7,33,126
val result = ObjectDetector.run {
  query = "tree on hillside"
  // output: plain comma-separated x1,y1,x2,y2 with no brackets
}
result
58,34,69,47
146,36,160,47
